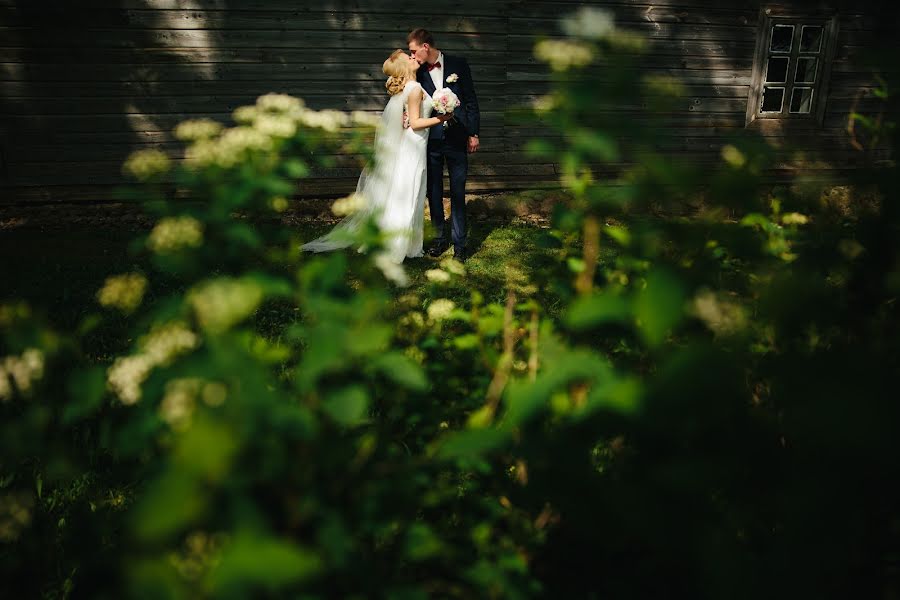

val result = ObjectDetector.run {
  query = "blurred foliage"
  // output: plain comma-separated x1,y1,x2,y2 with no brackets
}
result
2,8,900,599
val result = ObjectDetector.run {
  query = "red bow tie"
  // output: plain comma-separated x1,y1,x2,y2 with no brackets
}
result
427,61,441,72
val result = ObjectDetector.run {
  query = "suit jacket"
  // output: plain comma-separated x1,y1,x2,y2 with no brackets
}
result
416,54,480,148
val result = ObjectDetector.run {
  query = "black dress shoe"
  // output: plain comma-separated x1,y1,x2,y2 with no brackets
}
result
426,239,449,257
453,248,467,263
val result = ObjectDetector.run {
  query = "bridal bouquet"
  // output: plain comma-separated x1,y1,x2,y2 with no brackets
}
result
432,88,461,126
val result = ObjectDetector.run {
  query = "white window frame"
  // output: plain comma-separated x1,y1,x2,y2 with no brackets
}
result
746,9,839,127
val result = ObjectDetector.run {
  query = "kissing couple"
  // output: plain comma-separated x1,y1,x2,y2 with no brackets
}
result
302,28,481,266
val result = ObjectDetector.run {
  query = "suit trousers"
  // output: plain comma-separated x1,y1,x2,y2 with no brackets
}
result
426,138,468,252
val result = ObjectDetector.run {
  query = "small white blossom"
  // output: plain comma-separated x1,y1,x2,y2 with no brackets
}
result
174,119,223,142
107,322,198,405
446,73,459,83
97,273,148,313
188,278,265,334
107,354,155,406
142,322,199,365
160,378,203,430
256,93,304,114
561,7,616,40
374,252,409,287
427,298,456,322
0,348,44,401
534,40,595,71
425,269,451,283
298,109,350,132
440,257,467,276
691,290,747,336
351,111,381,128
232,105,259,125
331,193,367,217
254,114,297,139
148,216,204,254
123,149,170,180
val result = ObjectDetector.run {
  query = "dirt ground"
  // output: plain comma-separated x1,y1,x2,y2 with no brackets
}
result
0,191,561,232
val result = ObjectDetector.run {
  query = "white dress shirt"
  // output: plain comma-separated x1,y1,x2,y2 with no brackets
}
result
428,51,444,91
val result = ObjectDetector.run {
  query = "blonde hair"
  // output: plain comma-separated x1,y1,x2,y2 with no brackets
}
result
383,49,414,96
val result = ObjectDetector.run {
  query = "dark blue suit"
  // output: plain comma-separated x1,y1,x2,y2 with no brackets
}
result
416,54,480,253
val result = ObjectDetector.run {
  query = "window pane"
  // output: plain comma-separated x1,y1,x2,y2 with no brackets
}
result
790,87,814,113
795,57,818,84
761,87,785,113
770,25,794,53
765,57,790,83
800,25,823,53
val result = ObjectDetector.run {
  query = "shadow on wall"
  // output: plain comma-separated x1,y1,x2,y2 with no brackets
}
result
0,0,498,203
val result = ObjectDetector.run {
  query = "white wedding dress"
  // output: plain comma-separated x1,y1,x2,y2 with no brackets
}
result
302,80,431,263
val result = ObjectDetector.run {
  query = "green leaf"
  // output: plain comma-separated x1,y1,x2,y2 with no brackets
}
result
132,472,206,542
63,367,107,424
372,352,428,391
453,334,481,350
585,376,643,416
603,225,631,247
208,534,322,592
322,385,369,426
634,269,686,347
435,428,510,460
564,293,630,330
405,523,443,561
284,159,310,178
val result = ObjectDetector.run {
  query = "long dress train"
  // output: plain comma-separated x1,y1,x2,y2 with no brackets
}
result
302,80,431,264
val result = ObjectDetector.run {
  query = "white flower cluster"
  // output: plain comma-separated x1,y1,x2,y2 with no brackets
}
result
535,40,595,71
174,119,224,142
427,298,456,322
148,216,204,254
440,257,467,276
0,348,45,402
123,149,170,180
159,378,229,431
561,7,616,40
425,257,467,284
351,110,381,128
425,269,451,283
331,193,367,216
691,290,747,336
297,109,350,132
374,252,409,287
107,321,199,405
0,492,33,543
186,126,274,169
173,93,364,173
188,278,264,334
256,93,305,114
97,272,148,313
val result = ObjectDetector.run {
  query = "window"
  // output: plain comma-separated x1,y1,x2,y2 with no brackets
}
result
746,10,839,126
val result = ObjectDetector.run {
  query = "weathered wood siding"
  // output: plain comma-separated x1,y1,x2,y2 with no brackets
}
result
0,0,895,205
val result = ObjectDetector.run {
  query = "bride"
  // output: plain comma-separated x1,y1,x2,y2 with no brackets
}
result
301,50,452,263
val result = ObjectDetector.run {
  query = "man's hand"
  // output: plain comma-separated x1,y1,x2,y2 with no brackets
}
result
467,135,480,154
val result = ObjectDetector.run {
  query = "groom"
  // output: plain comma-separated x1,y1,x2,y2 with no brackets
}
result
407,28,480,262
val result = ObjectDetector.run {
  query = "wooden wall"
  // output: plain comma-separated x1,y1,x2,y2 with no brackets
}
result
0,0,895,205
